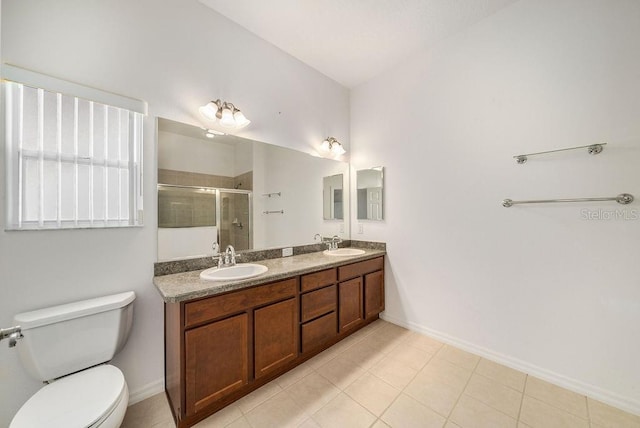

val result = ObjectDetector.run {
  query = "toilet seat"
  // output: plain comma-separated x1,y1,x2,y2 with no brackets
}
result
10,364,127,428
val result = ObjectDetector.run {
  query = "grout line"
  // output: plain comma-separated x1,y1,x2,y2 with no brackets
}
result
517,374,528,423
585,394,593,427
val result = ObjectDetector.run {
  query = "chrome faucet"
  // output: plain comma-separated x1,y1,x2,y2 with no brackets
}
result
330,235,342,250
222,245,237,267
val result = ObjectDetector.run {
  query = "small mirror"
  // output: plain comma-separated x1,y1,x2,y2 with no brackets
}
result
357,167,384,220
323,174,344,220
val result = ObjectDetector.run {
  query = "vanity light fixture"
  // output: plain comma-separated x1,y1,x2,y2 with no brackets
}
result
199,99,251,129
321,137,346,156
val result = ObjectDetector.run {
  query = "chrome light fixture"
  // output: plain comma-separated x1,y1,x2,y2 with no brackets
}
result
320,137,346,156
199,99,251,129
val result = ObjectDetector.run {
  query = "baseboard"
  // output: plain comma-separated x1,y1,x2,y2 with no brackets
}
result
128,378,165,406
380,313,640,417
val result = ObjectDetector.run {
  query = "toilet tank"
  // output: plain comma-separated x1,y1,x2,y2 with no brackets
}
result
13,291,135,382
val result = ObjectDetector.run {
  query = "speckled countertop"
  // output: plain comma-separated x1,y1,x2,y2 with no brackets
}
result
153,248,386,303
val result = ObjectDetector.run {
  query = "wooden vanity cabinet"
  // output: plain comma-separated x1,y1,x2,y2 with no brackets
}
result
165,256,384,428
299,268,338,353
338,257,385,331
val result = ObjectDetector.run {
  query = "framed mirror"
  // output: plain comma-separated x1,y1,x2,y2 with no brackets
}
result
356,167,384,221
323,174,344,220
157,118,349,261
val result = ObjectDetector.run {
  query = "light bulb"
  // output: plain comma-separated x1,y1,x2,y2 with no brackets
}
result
321,139,331,152
331,142,346,155
220,107,235,127
199,102,218,121
233,110,250,128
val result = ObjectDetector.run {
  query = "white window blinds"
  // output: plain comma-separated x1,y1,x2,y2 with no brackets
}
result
4,65,146,230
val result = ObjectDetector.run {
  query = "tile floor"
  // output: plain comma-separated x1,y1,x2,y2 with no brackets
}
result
122,320,640,428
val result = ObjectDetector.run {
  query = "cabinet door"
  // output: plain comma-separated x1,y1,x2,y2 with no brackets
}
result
254,298,298,379
185,313,248,415
339,277,364,332
364,270,384,319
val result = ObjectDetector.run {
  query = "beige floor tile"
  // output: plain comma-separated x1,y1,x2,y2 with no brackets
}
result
444,422,462,428
387,342,433,371
236,381,282,414
245,390,308,428
307,347,340,370
372,419,391,428
297,418,322,428
524,377,587,419
193,404,242,427
381,393,446,428
436,345,480,371
150,420,178,428
317,354,366,389
450,395,517,428
285,372,341,414
404,371,464,417
312,392,377,428
587,398,640,428
275,361,314,389
475,359,526,392
464,373,522,418
519,396,588,428
122,393,174,428
420,357,473,390
344,372,401,416
225,416,251,428
340,340,386,370
369,355,419,389
403,331,445,354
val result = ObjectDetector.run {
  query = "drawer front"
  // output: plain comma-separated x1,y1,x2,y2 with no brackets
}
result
300,268,337,292
301,311,337,353
185,278,297,328
301,285,337,322
338,257,384,281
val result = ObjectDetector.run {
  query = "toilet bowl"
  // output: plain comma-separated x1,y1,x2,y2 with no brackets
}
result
10,365,128,428
9,292,135,428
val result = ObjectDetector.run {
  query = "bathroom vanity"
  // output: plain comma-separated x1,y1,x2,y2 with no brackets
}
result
154,249,385,428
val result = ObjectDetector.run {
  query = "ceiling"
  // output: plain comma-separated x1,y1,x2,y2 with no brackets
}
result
199,0,519,88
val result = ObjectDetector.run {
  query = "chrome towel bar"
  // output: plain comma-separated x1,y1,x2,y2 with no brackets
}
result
502,193,633,208
263,210,284,214
514,143,606,164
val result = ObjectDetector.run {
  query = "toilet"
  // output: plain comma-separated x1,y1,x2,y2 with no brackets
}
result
10,291,135,428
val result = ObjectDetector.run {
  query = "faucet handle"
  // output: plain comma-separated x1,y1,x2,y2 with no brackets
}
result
212,242,220,255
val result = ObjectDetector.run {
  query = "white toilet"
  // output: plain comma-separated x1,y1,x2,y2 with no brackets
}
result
10,291,136,428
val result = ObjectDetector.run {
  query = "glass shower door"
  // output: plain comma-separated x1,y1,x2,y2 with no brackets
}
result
218,190,252,251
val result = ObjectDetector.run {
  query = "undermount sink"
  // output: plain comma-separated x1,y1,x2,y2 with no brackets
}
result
200,263,268,281
323,248,366,256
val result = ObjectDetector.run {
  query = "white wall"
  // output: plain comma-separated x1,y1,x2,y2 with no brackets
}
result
0,0,349,424
351,0,640,414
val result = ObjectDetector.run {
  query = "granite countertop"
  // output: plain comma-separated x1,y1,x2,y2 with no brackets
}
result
153,248,386,303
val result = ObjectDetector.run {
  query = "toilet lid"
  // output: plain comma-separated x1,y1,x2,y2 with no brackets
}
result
11,365,126,428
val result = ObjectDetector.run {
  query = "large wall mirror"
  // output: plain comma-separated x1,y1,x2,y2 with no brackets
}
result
157,118,349,261
356,167,384,221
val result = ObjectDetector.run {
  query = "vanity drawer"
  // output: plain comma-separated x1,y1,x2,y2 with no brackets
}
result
300,268,337,292
338,257,384,281
301,285,336,322
301,311,337,353
185,278,297,328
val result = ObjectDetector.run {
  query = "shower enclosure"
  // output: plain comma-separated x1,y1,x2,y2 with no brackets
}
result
158,185,252,259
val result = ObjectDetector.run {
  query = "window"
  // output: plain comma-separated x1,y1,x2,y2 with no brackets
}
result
4,65,146,230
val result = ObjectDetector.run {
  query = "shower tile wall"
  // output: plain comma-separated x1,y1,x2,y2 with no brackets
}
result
234,171,253,190
158,168,235,188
